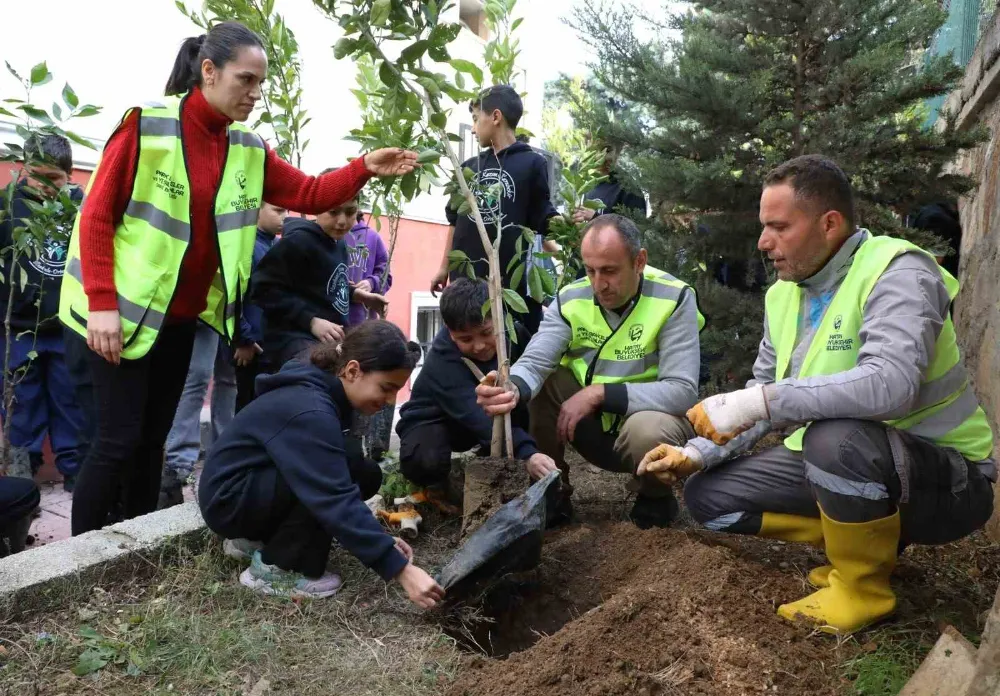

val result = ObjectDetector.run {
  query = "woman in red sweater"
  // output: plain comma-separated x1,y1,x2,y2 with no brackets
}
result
65,21,417,535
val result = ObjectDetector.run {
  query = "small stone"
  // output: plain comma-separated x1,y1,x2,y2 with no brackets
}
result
560,673,572,683
694,663,710,678
728,654,749,668
779,562,789,570
615,660,626,671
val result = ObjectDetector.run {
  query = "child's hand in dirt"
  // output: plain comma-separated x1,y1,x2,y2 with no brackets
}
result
525,453,558,480
396,564,445,609
394,537,414,563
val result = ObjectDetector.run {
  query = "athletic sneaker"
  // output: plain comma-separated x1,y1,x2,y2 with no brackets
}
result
239,551,342,599
223,538,264,560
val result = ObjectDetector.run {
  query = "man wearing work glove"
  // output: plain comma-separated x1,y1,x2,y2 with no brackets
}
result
476,214,703,529
648,156,995,636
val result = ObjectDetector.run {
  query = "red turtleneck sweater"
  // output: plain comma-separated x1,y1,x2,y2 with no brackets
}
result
79,87,372,320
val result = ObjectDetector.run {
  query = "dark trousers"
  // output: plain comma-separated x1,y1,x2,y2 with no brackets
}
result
0,476,40,557
70,323,196,535
0,329,85,477
684,418,997,545
399,421,481,487
205,455,382,577
63,328,97,469
235,356,264,413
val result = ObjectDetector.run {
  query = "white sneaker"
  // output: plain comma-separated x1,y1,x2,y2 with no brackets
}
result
239,551,342,599
223,538,264,560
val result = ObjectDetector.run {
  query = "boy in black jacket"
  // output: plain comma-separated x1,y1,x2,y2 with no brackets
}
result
0,134,85,489
396,279,557,485
250,190,386,371
429,86,558,334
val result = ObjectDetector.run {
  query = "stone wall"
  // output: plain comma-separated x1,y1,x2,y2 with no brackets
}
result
946,12,1000,539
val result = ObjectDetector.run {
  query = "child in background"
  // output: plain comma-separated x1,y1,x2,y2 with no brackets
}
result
199,321,443,607
346,210,392,324
250,189,386,371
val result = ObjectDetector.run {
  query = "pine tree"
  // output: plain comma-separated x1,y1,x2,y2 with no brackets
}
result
570,0,985,391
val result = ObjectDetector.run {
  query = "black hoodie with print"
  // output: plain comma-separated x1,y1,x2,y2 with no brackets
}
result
446,142,558,295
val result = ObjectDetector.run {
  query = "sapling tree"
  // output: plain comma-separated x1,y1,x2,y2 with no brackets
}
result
0,62,100,473
318,0,540,457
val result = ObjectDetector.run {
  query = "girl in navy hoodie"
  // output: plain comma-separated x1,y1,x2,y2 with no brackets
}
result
199,321,444,607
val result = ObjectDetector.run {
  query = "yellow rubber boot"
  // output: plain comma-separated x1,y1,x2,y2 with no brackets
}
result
777,509,900,634
757,513,831,588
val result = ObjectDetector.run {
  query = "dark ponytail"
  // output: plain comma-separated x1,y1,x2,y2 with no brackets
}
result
164,21,264,96
311,320,422,375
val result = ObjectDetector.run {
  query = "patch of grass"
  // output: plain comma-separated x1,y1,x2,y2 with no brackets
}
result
841,635,925,696
0,533,462,695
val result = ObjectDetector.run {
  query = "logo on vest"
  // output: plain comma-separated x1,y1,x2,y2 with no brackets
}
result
629,324,643,342
575,326,606,346
153,169,185,200
236,170,247,190
231,193,261,213
833,314,843,330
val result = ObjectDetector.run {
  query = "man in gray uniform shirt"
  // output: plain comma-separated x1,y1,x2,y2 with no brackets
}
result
476,214,704,529
638,155,996,635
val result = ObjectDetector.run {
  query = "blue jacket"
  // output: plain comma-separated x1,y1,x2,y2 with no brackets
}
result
198,361,408,581
238,228,278,347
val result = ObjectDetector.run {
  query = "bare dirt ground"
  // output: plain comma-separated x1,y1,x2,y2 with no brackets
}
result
2,452,997,696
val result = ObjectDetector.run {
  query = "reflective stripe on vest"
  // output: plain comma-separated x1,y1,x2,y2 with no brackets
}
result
766,235,994,461
59,94,266,360
558,265,704,432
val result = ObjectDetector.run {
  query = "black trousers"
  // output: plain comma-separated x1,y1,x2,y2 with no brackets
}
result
0,477,40,557
63,328,97,471
235,356,264,414
70,323,196,535
204,454,382,578
399,420,481,487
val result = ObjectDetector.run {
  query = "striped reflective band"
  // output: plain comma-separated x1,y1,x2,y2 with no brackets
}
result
704,512,745,531
125,200,191,242
907,386,980,439
139,116,181,138
593,352,659,379
216,208,260,233
805,461,889,500
912,362,968,411
560,284,592,304
229,130,265,149
67,259,166,331
642,281,682,301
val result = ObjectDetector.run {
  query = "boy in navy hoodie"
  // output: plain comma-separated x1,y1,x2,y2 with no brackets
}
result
396,279,557,486
0,134,84,489
250,188,387,371
429,86,558,334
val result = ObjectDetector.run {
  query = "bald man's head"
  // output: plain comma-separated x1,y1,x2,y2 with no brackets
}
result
581,214,647,310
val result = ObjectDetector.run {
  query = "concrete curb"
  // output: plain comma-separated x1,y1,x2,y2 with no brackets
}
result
0,502,208,620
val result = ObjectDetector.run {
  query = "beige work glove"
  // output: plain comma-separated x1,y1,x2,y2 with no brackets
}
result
686,385,770,445
637,444,704,485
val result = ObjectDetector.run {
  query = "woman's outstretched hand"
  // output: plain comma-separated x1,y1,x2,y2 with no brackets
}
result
364,148,420,176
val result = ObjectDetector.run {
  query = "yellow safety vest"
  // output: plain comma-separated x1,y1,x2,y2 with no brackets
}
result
766,235,994,461
59,95,266,360
558,265,704,432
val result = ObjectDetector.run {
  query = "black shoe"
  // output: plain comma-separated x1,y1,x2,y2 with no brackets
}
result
62,475,76,493
630,494,679,530
157,483,185,510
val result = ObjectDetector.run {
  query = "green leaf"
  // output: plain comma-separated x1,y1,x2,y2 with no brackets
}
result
75,105,100,118
26,350,38,361
447,249,469,264
379,61,400,88
334,38,357,60
371,0,391,27
697,261,708,272
449,59,484,85
430,112,447,129
400,172,418,199
539,264,556,295
399,40,430,64
18,105,52,124
29,62,50,86
73,648,109,676
509,263,525,293
5,61,23,83
415,77,441,98
528,265,544,302
583,199,604,211
62,83,79,109
18,266,27,294
505,311,516,342
502,288,528,314
416,148,440,164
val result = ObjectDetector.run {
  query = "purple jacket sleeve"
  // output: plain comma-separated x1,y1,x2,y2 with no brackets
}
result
368,233,392,294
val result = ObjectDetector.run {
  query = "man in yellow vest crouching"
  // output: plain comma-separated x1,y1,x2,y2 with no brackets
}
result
639,155,996,634
477,214,704,529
